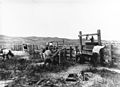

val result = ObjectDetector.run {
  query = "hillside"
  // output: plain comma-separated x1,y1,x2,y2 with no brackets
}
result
0,35,80,46
1,35,119,47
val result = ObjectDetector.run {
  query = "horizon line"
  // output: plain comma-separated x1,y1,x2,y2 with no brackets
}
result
0,34,120,41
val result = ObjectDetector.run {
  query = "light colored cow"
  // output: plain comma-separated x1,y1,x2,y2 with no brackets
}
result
0,48,14,60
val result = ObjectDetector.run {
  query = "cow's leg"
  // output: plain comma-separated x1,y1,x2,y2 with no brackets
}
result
2,54,7,60
6,54,9,59
41,53,44,61
2,54,5,60
92,53,98,67
44,59,48,68
44,58,52,69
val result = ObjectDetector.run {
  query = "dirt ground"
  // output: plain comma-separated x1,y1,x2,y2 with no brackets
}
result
0,57,120,87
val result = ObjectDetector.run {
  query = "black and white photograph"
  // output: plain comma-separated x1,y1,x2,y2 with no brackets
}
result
0,0,120,87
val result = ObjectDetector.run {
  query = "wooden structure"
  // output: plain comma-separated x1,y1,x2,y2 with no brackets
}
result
47,40,76,64
58,46,76,64
78,29,102,63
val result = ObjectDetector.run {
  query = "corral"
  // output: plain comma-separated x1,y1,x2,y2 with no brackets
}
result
0,30,120,87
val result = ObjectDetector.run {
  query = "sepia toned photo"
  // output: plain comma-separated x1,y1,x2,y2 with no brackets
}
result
0,0,120,87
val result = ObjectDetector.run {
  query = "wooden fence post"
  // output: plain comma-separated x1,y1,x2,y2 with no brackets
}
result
63,39,65,46
79,31,82,53
75,46,78,63
14,45,16,51
63,48,67,62
59,51,61,65
70,46,72,60
97,29,101,45
110,44,113,65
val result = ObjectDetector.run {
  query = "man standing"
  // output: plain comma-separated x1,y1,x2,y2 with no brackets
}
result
43,47,53,67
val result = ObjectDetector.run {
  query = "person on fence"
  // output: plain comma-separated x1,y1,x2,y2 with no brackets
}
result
23,44,28,52
90,36,94,43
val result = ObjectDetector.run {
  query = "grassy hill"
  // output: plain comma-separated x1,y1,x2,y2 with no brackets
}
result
0,35,80,46
1,35,119,47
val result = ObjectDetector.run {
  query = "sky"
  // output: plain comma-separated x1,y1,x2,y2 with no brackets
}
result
0,0,120,40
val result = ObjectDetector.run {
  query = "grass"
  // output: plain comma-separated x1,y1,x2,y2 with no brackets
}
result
0,56,76,87
83,67,120,87
1,48,120,87
1,58,120,87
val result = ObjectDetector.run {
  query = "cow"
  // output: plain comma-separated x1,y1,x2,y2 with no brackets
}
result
0,48,14,60
92,45,105,67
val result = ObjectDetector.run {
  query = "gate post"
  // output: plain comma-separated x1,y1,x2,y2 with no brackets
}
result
97,30,101,45
70,46,72,60
79,31,82,53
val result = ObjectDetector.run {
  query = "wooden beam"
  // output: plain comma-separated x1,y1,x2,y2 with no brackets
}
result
79,33,98,37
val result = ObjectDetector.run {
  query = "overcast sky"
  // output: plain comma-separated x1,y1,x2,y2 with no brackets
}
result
0,0,120,40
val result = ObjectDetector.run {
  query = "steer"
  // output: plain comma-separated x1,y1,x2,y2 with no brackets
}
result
0,48,14,60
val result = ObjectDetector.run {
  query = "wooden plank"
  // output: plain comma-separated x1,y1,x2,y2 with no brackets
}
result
81,50,93,55
82,49,92,51
80,33,98,36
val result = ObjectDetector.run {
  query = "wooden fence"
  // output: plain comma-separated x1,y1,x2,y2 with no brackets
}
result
57,46,79,64
0,44,43,51
102,42,120,65
0,44,77,58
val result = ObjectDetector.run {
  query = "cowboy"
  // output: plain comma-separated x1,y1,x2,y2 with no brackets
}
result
43,47,53,66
